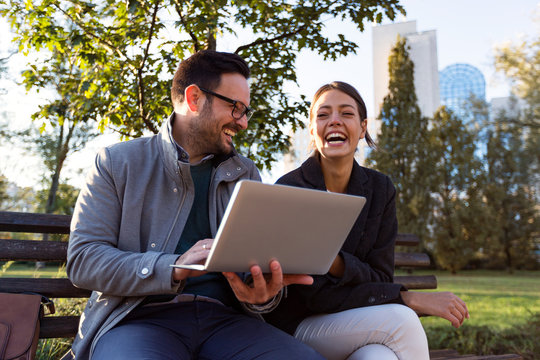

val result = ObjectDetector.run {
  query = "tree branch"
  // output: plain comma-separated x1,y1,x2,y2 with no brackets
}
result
136,0,160,134
234,24,308,54
174,1,200,52
51,3,136,71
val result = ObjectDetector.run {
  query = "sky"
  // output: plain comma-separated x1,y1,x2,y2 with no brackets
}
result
1,0,539,188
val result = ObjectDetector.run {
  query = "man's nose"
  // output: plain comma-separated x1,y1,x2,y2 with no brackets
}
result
236,115,248,130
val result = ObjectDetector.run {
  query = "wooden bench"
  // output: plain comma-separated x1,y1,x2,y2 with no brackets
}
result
0,211,522,359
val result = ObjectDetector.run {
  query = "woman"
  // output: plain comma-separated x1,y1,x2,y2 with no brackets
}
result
264,82,469,360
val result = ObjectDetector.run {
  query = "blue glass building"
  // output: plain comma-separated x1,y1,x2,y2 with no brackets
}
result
439,63,485,119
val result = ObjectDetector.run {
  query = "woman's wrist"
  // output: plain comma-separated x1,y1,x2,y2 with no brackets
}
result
328,253,345,277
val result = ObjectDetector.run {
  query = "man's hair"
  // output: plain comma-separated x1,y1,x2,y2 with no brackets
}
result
171,50,250,107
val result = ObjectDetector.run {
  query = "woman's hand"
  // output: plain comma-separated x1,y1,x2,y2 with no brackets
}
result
400,291,469,328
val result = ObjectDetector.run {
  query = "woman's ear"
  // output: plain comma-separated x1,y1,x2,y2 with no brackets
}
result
359,119,368,139
184,85,204,113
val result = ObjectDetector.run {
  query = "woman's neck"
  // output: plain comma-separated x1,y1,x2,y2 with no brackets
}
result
319,155,354,194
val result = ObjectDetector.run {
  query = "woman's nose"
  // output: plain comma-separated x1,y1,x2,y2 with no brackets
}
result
329,112,342,125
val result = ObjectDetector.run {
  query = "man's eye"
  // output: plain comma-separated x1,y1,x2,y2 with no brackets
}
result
317,113,328,118
343,112,354,116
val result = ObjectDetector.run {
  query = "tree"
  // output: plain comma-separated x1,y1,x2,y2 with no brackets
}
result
483,109,540,271
494,33,540,129
0,174,9,209
427,107,486,273
367,36,434,245
14,43,100,215
0,0,405,169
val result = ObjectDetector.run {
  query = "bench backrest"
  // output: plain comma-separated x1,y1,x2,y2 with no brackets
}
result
0,211,436,338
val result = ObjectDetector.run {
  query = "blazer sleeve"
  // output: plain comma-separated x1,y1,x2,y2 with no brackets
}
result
67,147,182,297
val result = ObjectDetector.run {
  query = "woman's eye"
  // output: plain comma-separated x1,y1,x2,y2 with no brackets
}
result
317,113,328,118
343,112,354,116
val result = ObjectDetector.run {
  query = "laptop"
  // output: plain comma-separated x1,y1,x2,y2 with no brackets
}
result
171,180,366,275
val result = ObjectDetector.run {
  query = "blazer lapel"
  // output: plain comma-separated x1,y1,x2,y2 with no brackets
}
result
342,161,372,253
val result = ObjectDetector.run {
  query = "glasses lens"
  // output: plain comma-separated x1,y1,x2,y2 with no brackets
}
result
233,103,253,120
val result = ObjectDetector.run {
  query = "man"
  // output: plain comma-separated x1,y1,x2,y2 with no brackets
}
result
64,50,323,359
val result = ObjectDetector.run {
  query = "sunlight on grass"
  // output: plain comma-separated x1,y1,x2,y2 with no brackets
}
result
410,270,540,330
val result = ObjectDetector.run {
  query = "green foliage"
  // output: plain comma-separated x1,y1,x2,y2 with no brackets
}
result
0,0,405,169
482,110,539,271
367,36,433,245
424,319,538,360
494,33,540,129
0,174,9,208
427,107,486,273
417,270,540,359
36,183,79,215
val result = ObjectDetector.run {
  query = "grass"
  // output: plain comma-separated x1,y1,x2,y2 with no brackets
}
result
398,269,540,359
3,264,540,359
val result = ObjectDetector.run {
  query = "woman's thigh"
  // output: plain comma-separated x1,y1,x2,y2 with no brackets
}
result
294,304,429,360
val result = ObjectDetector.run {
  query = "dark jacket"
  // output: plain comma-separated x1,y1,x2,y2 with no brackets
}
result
264,154,405,335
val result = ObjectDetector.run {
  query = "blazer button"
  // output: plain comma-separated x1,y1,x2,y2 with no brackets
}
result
368,296,376,304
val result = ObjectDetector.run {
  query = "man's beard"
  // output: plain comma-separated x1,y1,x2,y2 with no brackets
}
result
185,102,235,157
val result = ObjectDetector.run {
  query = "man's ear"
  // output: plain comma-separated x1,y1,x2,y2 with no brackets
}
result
184,85,204,113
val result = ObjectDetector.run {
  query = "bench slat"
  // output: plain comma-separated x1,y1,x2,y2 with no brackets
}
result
40,316,79,338
394,275,437,289
0,212,71,234
0,240,68,261
395,233,420,246
2,212,419,246
1,240,429,266
394,252,430,267
0,278,91,298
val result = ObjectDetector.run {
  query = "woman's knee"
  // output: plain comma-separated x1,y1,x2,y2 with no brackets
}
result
384,304,425,336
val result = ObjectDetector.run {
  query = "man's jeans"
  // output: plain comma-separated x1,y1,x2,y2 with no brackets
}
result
92,299,324,360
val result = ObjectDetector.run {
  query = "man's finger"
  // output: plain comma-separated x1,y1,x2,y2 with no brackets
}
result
266,260,283,293
223,271,248,299
250,265,268,291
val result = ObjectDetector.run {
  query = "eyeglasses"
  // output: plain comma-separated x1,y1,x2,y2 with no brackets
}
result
199,87,255,121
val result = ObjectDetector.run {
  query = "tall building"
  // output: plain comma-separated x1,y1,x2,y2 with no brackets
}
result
283,20,441,172
372,20,440,118
439,63,486,119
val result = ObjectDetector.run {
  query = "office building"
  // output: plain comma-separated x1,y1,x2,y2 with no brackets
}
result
439,63,486,119
372,20,440,118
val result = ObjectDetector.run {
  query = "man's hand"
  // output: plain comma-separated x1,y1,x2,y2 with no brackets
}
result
223,260,313,305
401,291,470,328
172,239,214,282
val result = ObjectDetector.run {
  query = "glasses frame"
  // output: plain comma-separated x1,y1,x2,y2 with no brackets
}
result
199,87,254,121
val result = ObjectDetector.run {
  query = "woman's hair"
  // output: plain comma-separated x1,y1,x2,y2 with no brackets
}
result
309,81,376,148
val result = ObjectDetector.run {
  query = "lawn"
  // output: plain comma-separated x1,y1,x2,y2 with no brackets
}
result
398,269,540,358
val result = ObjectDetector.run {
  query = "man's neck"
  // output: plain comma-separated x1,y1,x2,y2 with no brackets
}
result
171,112,206,164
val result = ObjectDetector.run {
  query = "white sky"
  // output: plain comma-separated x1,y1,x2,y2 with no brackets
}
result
1,0,539,188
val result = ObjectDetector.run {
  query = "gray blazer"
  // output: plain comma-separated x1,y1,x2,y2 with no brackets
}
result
66,115,261,359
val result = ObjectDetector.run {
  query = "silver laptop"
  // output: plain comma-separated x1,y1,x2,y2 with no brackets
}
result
171,180,366,275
